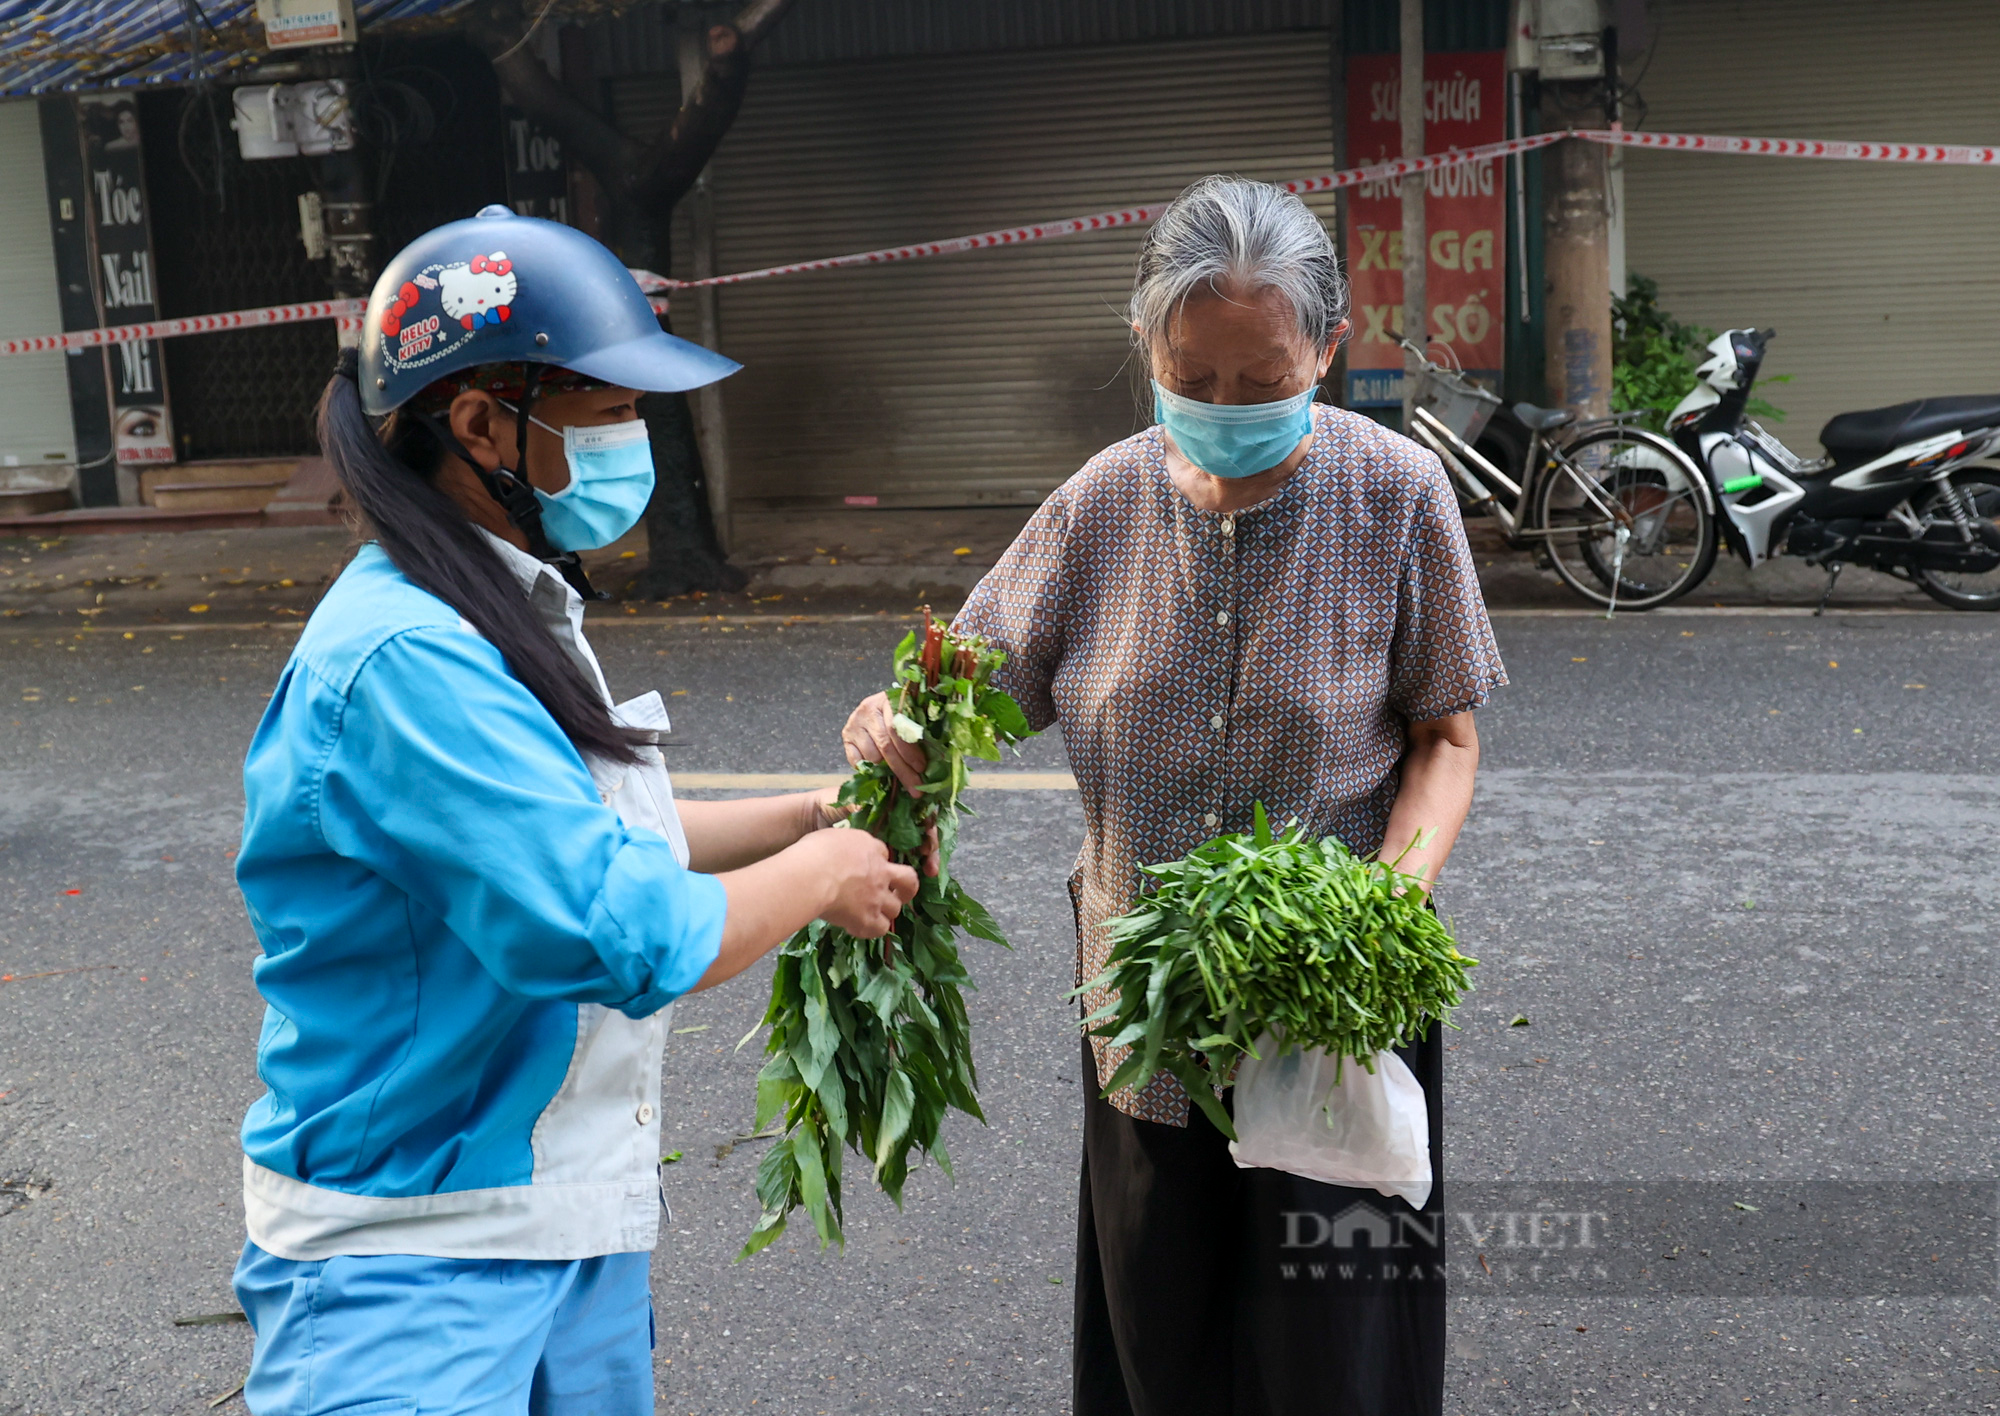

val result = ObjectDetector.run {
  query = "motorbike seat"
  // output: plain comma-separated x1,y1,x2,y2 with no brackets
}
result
1819,395,2000,459
1512,402,1575,433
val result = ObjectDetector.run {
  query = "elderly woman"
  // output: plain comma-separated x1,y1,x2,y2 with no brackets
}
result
847,176,1503,1414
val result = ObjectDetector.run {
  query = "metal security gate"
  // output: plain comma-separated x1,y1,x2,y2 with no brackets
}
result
0,101,79,476
142,89,333,461
616,30,1340,508
141,39,513,461
1621,0,2000,452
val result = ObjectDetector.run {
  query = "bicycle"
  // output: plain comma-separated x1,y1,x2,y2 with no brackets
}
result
1398,340,1717,612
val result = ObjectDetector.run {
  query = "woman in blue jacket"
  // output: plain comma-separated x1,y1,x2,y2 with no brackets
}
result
231,209,914,1415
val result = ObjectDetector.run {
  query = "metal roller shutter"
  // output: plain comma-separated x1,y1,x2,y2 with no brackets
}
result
620,31,1338,508
0,101,79,478
1620,0,2000,454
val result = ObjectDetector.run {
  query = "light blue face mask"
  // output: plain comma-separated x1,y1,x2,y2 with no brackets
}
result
502,403,656,551
1152,380,1318,480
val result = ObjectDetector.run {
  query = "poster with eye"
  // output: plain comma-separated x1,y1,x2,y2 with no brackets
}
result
1343,50,1506,408
77,94,174,465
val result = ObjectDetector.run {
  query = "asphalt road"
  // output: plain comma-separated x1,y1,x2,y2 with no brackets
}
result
2,610,1996,1415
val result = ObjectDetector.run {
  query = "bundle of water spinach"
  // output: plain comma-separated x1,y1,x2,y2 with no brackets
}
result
737,613,1033,1258
1076,806,1476,1137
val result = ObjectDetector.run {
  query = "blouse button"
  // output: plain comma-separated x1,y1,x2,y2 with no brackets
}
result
1203,812,1220,827
1220,516,1235,535
1214,610,1230,625
636,1104,655,1125
1210,713,1225,730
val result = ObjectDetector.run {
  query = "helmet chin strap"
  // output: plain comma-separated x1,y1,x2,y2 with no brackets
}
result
412,363,604,601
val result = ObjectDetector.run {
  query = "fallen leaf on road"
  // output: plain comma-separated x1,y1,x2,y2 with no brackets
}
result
174,1312,248,1327
0,965,118,984
672,1024,709,1034
208,1379,245,1408
1508,1015,1530,1027
189,604,210,613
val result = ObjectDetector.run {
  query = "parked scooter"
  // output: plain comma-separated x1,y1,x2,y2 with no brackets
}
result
1667,328,2000,610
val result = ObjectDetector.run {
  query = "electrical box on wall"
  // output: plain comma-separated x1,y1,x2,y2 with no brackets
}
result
231,81,354,160
1509,0,1608,80
232,85,293,157
298,191,327,258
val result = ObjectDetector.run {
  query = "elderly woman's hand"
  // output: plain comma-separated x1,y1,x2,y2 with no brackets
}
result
842,692,928,790
837,694,940,877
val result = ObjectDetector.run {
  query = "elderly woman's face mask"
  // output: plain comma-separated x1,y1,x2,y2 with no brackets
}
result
1149,285,1339,479
1151,383,1318,480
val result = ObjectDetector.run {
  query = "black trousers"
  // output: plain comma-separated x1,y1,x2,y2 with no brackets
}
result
1072,1030,1446,1416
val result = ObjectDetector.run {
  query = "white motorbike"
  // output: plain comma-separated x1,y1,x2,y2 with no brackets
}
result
1667,328,2000,611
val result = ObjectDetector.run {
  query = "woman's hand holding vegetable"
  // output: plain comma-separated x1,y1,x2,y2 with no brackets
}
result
695,825,917,993
790,828,919,936
841,691,929,790
840,691,940,874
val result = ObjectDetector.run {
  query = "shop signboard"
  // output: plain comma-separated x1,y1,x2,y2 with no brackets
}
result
255,0,358,51
77,94,173,466
503,110,570,224
1343,50,1506,407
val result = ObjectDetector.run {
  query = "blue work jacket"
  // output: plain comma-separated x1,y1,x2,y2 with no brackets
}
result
235,539,725,1260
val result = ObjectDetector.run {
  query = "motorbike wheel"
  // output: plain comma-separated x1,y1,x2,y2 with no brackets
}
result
1915,471,2000,611
1533,427,1719,611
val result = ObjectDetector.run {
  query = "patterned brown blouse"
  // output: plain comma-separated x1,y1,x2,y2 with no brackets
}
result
954,404,1506,1126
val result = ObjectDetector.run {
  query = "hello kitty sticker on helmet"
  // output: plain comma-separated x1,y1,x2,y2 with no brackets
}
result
374,251,520,374
442,253,516,328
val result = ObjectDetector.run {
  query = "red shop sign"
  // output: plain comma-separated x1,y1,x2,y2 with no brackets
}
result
1344,50,1506,406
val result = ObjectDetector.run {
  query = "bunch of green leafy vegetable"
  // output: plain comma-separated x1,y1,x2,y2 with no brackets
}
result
1612,273,1787,432
1074,807,1476,1138
737,614,1033,1259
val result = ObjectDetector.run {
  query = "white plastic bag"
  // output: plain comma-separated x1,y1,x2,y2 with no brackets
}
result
1227,1034,1432,1210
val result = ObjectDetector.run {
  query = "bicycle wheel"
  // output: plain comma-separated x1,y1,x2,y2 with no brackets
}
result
1915,471,2000,610
1532,427,1718,611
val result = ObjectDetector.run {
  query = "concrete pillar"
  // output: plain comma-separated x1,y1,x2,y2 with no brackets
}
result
1539,84,1613,420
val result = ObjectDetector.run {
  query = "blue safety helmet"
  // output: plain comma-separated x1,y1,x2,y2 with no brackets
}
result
358,205,738,417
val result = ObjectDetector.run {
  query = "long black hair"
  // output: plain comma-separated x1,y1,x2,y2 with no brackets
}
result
317,361,646,764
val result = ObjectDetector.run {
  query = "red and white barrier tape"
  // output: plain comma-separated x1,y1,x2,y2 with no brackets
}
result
0,298,367,357
1590,129,1999,166
6,127,1996,357
638,131,1568,292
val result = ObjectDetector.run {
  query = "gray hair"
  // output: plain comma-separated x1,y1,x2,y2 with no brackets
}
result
1129,175,1349,356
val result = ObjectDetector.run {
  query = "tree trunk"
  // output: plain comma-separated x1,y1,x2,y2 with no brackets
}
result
640,327,746,595
467,0,797,595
